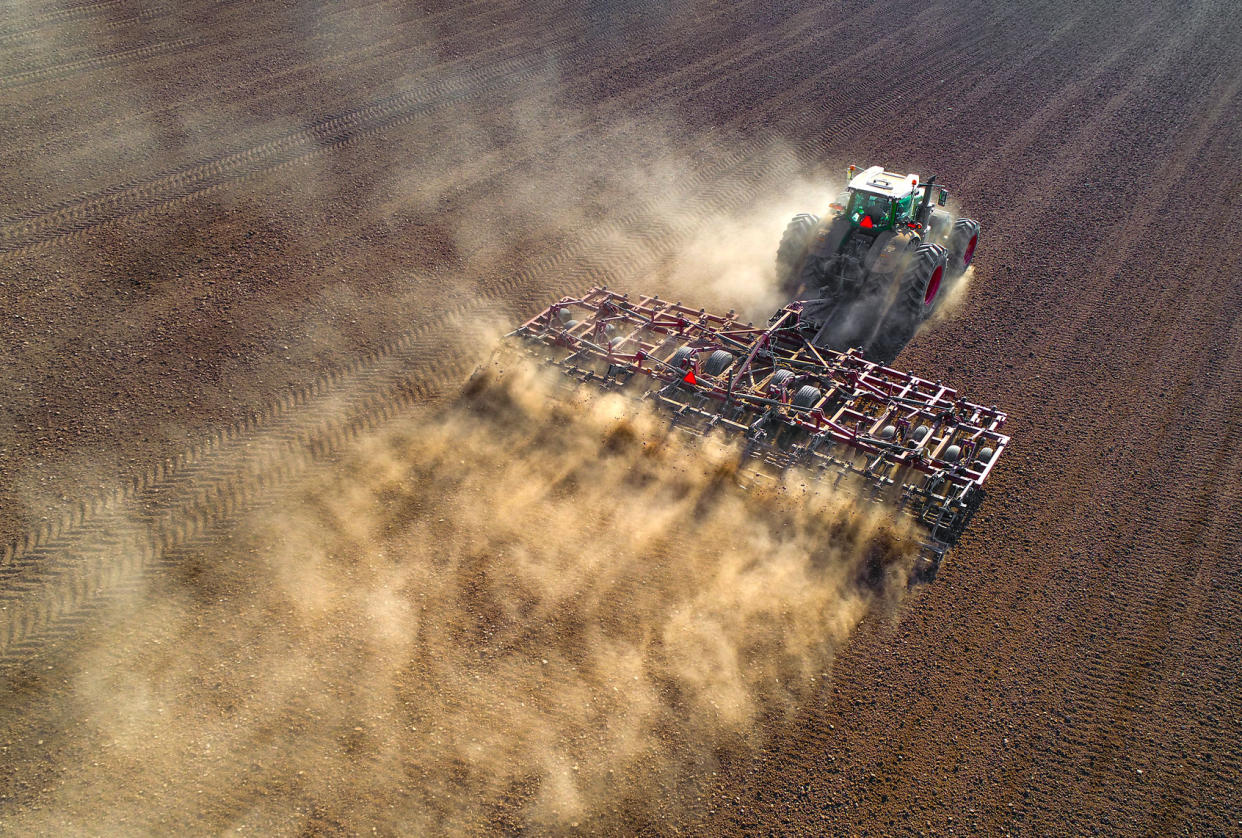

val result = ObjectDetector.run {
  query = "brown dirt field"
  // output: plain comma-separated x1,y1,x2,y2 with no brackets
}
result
2,0,1240,834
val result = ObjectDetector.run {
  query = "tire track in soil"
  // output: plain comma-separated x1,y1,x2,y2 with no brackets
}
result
0,0,393,74
0,1,174,48
0,0,561,199
953,13,1165,198
0,0,764,190
0,0,845,584
0,44,573,255
0,0,616,227
0,0,748,257
0,0,489,127
0,0,132,35
0,0,531,146
0,0,797,241
0,0,127,16
0,34,206,88
0,4,998,667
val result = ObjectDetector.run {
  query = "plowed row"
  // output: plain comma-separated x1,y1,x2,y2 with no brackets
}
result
1,0,1239,833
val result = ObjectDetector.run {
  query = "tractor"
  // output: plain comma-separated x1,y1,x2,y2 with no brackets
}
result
775,165,980,361
493,164,1004,575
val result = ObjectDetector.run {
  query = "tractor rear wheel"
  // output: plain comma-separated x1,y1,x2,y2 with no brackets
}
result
897,243,949,322
865,243,948,363
948,218,980,274
776,213,819,292
796,215,850,296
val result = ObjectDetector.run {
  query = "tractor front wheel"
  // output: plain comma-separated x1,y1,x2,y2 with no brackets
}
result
948,218,980,275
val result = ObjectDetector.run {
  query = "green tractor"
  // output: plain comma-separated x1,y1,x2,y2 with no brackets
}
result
776,164,979,361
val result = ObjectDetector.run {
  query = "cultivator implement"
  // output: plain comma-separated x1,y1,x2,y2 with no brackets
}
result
506,287,1009,575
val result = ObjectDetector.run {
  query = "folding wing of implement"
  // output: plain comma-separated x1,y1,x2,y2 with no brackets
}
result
506,286,1009,577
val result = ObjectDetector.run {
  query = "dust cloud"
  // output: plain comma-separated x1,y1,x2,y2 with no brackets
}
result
655,176,842,318
6,358,918,834
924,263,975,327
1,5,961,832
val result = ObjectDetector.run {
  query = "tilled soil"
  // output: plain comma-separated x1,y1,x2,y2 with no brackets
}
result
2,0,1240,834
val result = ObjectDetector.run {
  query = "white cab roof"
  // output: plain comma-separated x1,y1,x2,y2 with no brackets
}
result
848,165,920,199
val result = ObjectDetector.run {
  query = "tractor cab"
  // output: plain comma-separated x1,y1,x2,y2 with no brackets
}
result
843,165,921,233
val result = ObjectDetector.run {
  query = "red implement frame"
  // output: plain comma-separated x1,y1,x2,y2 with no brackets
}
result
507,287,1010,573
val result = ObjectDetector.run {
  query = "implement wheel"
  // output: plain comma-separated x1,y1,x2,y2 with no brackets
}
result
703,349,734,376
792,385,822,409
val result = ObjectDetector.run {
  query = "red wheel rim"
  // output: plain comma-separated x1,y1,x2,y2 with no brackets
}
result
963,235,977,266
924,265,944,306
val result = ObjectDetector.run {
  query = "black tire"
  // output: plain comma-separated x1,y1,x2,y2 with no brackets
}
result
861,230,901,274
768,368,795,392
703,349,734,376
669,346,693,370
776,213,819,291
863,243,948,363
792,385,822,409
668,346,696,388
796,215,850,295
947,218,980,274
927,208,953,242
896,243,949,322
865,324,913,364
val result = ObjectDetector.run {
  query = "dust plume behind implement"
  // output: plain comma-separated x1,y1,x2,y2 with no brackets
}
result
3,359,917,833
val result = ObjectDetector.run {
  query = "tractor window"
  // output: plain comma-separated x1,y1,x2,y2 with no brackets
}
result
849,192,892,225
